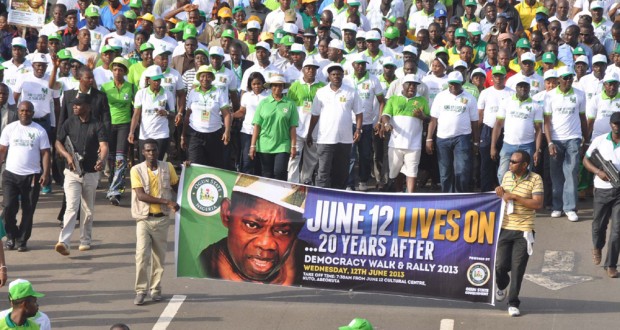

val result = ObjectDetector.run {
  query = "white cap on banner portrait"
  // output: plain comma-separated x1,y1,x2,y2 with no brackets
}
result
209,46,225,57
592,54,607,64
328,39,344,50
453,60,468,70
520,52,535,63
403,45,418,56
303,57,320,68
544,69,558,80
31,53,48,64
232,174,307,214
403,73,421,84
447,71,464,84
256,41,271,52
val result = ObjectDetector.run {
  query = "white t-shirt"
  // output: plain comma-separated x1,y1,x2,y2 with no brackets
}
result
586,91,620,139
311,83,363,144
240,90,270,135
93,66,113,89
0,121,50,175
262,8,304,33
586,132,620,189
478,86,514,128
544,87,586,141
139,67,185,100
430,89,479,139
407,10,435,32
134,87,176,139
421,74,449,107
2,60,33,95
579,73,604,107
506,72,545,97
0,309,50,330
39,21,66,36
240,63,282,92
89,25,111,53
187,86,230,133
344,73,384,125
497,95,543,145
14,73,60,125
102,32,135,56
148,35,178,53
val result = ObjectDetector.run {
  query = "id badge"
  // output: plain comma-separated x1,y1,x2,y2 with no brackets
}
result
303,100,312,113
200,106,210,122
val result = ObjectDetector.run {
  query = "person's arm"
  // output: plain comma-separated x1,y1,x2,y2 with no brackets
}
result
53,97,61,131
580,112,588,144
534,122,543,166
176,89,186,126
181,107,192,150
49,58,59,89
249,124,261,160
55,139,75,171
478,108,484,130
133,186,179,210
39,148,51,186
290,125,297,159
96,141,108,171
353,113,363,142
426,117,437,154
471,120,480,152
491,118,504,161
544,114,556,157
583,153,610,181
0,243,6,287
306,115,319,146
502,190,544,209
221,107,231,145
375,94,386,133
0,144,6,170
128,107,141,144
233,106,246,119
229,90,240,112
163,3,198,20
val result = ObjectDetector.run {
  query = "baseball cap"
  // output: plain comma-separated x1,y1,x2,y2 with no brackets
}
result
604,72,619,83
339,318,373,330
516,38,531,49
328,39,345,50
290,43,305,53
283,22,299,35
153,46,172,58
111,57,130,71
57,49,73,60
465,0,477,6
31,53,48,64
573,46,586,55
85,5,100,17
303,29,317,37
260,32,274,41
542,52,557,63
610,111,620,123
365,30,381,41
169,21,187,33
382,57,396,67
520,52,536,63
557,66,574,77
284,9,297,22
196,65,216,77
403,45,418,56
232,6,244,14
48,32,62,41
326,62,344,73
302,57,320,68
498,33,514,42
536,7,549,15
138,13,155,23
244,15,263,24
264,73,289,88
492,65,506,75
471,68,487,79
256,41,271,52
194,49,209,57
124,10,137,20
356,30,366,40
11,37,27,48
467,23,482,36
544,69,558,80
274,28,285,44
514,76,529,86
575,55,588,65
434,47,448,56
352,53,369,63
591,1,604,10
209,46,225,57
221,29,235,39
144,65,164,80
403,73,421,84
434,9,447,18
247,20,261,30
384,26,400,39
183,24,198,40
218,7,233,18
342,22,358,32
347,0,361,6
280,35,295,46
592,54,607,64
453,60,468,69
101,44,116,53
139,42,155,52
455,28,468,39
9,279,45,301
447,71,464,84
383,15,396,23
129,0,141,8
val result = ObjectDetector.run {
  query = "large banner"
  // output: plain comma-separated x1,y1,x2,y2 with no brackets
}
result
176,166,504,304
8,0,48,28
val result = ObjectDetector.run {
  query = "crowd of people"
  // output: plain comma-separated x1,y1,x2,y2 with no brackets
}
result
0,0,617,322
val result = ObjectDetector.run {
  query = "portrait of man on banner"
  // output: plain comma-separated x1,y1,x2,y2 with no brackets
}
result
198,174,309,285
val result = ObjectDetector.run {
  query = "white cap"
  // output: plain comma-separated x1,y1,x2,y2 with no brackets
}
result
513,75,529,86
356,30,366,39
575,55,588,64
352,52,369,63
153,45,172,58
470,68,487,79
403,73,421,84
520,52,536,63
591,0,604,9
290,43,305,53
31,53,48,64
467,22,481,34
247,20,261,30
232,174,307,213
264,73,288,87
256,41,271,51
604,72,620,83
342,22,358,32
403,45,418,56
592,54,607,64
328,39,344,50
447,71,464,84
11,37,27,48
107,38,122,49
283,22,298,35
453,60,468,69
325,62,344,73
544,69,558,80
557,66,575,76
209,46,225,57
144,64,163,78
365,30,381,41
382,57,396,67
302,57,320,68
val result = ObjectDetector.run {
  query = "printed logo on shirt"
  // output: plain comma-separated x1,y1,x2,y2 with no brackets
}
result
569,96,576,103
159,100,166,107
12,133,35,148
187,174,228,216
282,107,289,113
339,96,347,102
532,80,539,87
123,93,129,100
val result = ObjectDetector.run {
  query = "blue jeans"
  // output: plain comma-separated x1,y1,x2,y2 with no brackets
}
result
239,133,259,174
348,124,373,187
549,138,581,212
497,141,536,184
436,134,473,193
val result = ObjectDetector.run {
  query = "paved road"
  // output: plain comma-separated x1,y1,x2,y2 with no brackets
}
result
3,187,619,330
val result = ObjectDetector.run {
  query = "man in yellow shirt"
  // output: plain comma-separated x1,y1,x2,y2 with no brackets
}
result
515,0,542,29
130,139,179,305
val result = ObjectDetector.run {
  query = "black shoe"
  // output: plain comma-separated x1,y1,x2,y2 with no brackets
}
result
5,239,15,250
17,245,28,252
109,196,120,206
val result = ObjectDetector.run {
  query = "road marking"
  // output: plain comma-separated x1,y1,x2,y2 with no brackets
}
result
153,294,186,330
440,319,454,330
524,250,594,290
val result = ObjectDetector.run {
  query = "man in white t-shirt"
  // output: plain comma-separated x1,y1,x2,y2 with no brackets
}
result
506,52,545,97
426,71,479,193
0,101,51,252
587,72,620,141
2,38,33,98
478,65,515,191
544,66,587,222
101,15,135,56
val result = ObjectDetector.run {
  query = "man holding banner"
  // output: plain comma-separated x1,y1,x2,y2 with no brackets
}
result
495,150,543,317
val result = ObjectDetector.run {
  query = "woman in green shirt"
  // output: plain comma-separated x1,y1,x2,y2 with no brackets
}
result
250,74,299,180
101,57,136,206
300,0,320,31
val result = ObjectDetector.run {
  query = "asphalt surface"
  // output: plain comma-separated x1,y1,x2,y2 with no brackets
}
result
2,185,619,330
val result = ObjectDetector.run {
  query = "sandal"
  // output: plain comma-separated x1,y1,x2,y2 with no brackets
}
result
593,249,602,265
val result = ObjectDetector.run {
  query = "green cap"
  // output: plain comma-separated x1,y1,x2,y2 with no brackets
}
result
129,0,141,8
124,10,137,20
536,7,549,15
347,0,361,6
170,21,187,33
183,24,198,40
434,46,448,55
199,10,206,17
516,38,531,49
573,46,586,55
383,15,396,23
9,279,45,301
455,28,468,38
615,44,620,54
465,0,477,6
542,52,557,63
139,42,155,52
280,35,295,46
221,29,235,39
101,45,115,53
48,32,62,41
194,49,209,57
232,6,244,14
111,57,130,71
491,65,506,75
274,28,285,44
339,318,373,330
384,26,400,39
85,5,100,17
57,48,73,60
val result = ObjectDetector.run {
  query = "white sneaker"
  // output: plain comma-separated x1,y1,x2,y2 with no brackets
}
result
508,306,521,317
357,182,368,192
566,211,579,222
550,210,563,218
496,288,506,302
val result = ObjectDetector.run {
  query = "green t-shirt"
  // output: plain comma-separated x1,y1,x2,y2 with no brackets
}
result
101,80,135,125
463,82,480,99
127,62,148,88
300,11,320,30
253,96,299,153
287,80,326,106
384,95,430,118
0,313,40,329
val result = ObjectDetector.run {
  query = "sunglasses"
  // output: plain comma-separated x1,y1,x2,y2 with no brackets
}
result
561,75,573,81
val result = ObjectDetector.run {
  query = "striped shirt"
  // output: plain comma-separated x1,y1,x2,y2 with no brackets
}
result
500,171,543,232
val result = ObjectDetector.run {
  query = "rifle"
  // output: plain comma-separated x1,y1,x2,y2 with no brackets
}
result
64,136,84,177
590,149,620,188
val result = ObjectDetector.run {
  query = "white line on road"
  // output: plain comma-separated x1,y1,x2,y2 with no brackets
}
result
153,294,187,330
440,319,454,330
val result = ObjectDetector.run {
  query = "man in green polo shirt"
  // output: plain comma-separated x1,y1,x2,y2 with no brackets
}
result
0,279,45,329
